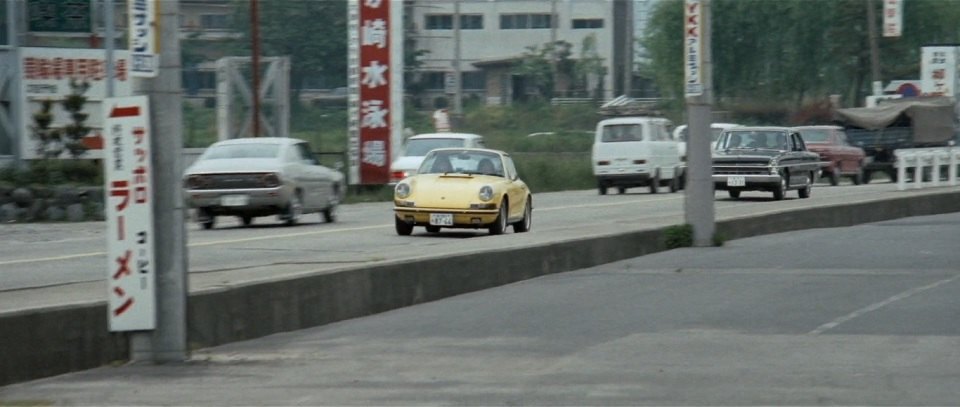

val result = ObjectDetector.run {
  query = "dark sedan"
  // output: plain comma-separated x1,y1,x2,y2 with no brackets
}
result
712,127,822,200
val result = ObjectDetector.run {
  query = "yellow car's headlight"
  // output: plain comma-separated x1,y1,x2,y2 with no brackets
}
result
479,185,493,201
396,182,411,199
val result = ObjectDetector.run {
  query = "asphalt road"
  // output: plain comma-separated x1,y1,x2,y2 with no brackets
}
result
1,181,958,312
1,211,957,405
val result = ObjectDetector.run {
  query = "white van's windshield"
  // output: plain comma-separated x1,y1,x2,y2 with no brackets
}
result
403,138,468,156
601,124,644,142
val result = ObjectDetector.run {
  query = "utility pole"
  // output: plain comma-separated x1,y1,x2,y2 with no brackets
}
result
130,0,188,362
452,0,462,121
684,0,715,247
7,0,23,170
251,0,261,137
105,0,115,97
623,0,633,97
866,0,882,96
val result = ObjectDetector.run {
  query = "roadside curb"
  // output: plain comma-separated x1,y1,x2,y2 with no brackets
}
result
3,189,960,387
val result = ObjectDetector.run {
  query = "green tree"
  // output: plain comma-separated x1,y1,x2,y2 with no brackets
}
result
230,0,348,97
643,0,960,115
575,34,607,99
31,99,62,159
61,80,91,158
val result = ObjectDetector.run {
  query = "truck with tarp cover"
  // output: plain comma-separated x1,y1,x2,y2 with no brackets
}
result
832,96,959,182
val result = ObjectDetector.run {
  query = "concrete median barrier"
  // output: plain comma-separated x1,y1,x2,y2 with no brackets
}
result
3,190,960,386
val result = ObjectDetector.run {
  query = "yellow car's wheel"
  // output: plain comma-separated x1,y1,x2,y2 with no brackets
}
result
513,198,532,233
395,217,413,236
488,201,508,235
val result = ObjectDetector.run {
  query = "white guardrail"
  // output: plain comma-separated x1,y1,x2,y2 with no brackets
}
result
894,147,960,191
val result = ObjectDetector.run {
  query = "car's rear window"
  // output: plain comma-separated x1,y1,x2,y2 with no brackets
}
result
404,138,467,156
797,129,830,142
601,124,644,142
203,144,280,159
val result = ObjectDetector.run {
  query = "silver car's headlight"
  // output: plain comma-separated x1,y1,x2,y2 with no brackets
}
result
479,185,493,201
396,182,411,199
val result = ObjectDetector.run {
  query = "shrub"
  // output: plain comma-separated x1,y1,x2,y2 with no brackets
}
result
663,224,694,249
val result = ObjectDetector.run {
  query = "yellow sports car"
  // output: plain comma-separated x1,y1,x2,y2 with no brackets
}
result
393,148,533,235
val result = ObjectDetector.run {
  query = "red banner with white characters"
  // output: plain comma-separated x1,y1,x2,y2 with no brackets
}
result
357,0,391,184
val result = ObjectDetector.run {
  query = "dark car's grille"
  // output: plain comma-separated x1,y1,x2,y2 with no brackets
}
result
713,166,769,175
186,173,279,190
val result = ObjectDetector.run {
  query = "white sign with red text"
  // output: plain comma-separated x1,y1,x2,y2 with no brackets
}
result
684,0,703,97
103,95,156,332
882,0,903,37
18,47,133,160
921,46,959,99
128,0,159,77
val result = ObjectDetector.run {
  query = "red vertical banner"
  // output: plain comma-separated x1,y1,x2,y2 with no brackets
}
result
357,0,391,184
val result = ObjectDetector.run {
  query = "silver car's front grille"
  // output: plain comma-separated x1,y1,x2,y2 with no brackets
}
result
713,166,769,175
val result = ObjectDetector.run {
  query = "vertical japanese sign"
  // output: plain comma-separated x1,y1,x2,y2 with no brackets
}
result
103,95,156,332
128,0,159,77
684,0,703,97
921,46,959,98
347,0,403,185
882,0,903,38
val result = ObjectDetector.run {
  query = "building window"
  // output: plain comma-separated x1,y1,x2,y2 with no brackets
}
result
423,72,446,90
500,13,553,29
426,14,483,30
200,14,230,30
462,71,485,90
425,14,453,30
572,18,603,29
460,14,483,29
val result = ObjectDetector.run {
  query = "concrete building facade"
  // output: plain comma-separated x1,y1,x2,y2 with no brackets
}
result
405,0,635,107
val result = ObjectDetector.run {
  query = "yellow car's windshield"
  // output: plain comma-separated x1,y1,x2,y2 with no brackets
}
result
419,150,504,177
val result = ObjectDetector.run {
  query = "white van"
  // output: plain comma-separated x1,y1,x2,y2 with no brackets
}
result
591,116,682,195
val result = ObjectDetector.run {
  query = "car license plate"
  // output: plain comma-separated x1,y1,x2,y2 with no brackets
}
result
727,176,746,187
430,213,453,226
221,194,249,206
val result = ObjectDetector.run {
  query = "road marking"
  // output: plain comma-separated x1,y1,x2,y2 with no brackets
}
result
808,273,960,335
3,186,946,267
0,224,391,266
538,195,681,211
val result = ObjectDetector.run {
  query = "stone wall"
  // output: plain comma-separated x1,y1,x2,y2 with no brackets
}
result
0,186,105,223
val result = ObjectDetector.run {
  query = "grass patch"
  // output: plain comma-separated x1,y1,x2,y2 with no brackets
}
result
663,224,694,249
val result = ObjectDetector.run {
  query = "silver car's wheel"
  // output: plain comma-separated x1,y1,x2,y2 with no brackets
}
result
323,183,341,223
284,193,302,226
489,201,508,235
240,216,253,226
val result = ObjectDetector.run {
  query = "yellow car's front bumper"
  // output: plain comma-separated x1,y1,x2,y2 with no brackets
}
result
394,206,500,228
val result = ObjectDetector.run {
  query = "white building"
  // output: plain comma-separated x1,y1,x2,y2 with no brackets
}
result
405,0,636,106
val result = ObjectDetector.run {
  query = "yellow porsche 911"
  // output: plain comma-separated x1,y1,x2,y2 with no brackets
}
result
393,148,533,236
